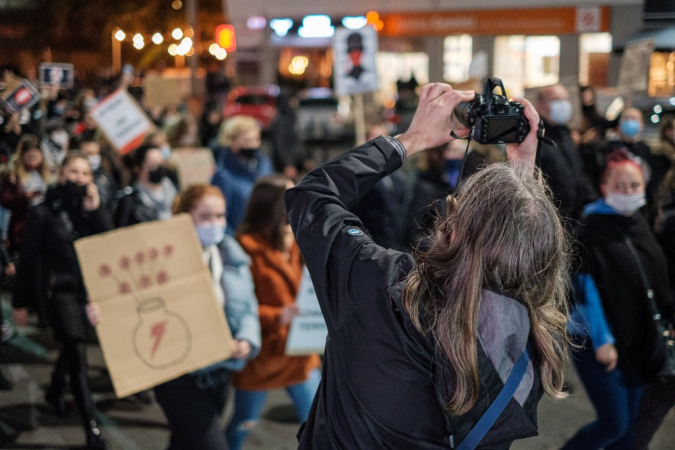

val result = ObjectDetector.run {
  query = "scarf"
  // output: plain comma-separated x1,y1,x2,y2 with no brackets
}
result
135,178,177,220
203,245,226,308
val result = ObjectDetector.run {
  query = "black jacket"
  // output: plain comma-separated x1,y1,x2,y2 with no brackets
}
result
539,121,598,229
113,186,160,228
13,185,113,309
286,137,543,449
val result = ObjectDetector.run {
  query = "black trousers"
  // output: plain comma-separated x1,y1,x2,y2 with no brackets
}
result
154,369,231,450
634,381,675,449
47,292,97,427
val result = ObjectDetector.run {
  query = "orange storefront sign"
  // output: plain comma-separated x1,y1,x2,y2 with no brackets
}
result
381,6,610,37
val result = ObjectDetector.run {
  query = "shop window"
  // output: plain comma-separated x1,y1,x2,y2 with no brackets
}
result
443,34,472,83
649,52,675,97
493,35,560,97
580,33,612,87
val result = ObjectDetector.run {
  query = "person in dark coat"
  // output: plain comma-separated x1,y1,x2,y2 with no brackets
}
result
270,94,305,182
12,152,113,450
286,84,572,448
114,144,177,228
536,84,598,231
78,138,118,215
562,151,675,450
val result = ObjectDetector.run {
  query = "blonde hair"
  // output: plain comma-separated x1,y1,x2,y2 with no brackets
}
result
11,134,50,184
217,116,260,147
403,163,571,415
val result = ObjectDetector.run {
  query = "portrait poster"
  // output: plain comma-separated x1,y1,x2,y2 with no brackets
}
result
39,63,75,89
333,26,379,96
285,267,327,356
75,214,234,397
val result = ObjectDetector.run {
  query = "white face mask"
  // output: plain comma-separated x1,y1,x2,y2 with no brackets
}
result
548,99,572,125
196,223,225,247
605,192,646,216
50,131,69,148
88,154,102,171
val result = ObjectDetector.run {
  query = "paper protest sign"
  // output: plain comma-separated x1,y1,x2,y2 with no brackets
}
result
333,26,379,96
39,63,75,89
285,267,327,356
618,38,655,96
144,75,188,108
169,148,216,190
89,89,155,154
1,78,40,113
75,215,234,397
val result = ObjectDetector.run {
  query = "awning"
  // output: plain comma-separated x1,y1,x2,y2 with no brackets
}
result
614,26,675,52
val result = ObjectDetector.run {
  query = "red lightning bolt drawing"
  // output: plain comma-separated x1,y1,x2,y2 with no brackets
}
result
150,321,169,360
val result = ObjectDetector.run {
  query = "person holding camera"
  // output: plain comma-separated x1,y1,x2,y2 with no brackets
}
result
12,152,113,449
286,83,571,448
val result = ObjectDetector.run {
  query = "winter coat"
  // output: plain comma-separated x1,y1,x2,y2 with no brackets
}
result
286,137,543,449
0,172,38,251
233,233,320,391
194,234,261,375
210,147,273,234
114,186,159,227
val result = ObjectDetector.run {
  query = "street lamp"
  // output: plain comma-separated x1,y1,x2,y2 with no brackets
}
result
152,33,164,44
172,28,183,40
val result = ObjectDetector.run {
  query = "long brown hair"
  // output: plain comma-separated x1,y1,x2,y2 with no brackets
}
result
402,162,571,415
237,175,291,251
11,134,50,184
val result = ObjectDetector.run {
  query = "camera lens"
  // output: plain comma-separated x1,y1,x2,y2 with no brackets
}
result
453,94,480,128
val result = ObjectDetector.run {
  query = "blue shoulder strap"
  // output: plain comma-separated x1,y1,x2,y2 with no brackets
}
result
456,345,531,450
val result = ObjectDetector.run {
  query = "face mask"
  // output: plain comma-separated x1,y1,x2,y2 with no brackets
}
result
63,179,88,200
620,120,640,139
196,223,225,247
605,192,646,216
50,131,69,148
548,99,572,125
84,97,98,112
161,145,171,161
148,166,166,184
88,154,102,171
53,105,65,116
239,148,259,160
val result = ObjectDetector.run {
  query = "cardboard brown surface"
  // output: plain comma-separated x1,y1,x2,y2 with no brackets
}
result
169,148,216,190
144,76,188,108
75,215,234,397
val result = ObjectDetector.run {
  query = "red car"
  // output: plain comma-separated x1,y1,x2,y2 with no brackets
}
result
223,86,278,131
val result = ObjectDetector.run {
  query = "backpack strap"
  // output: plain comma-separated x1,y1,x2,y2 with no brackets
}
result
456,344,531,450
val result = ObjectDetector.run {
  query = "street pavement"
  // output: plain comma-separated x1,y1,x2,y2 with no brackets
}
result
1,297,675,450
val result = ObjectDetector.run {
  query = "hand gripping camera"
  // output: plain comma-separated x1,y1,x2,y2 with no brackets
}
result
453,77,530,145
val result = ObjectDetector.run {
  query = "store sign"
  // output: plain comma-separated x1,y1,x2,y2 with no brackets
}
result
380,6,610,37
216,24,237,52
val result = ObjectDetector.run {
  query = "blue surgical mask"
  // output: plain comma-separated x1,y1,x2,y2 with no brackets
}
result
620,120,640,139
161,145,171,161
196,223,225,247
548,99,572,125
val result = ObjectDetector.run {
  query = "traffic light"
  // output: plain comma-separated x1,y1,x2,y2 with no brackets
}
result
215,24,237,52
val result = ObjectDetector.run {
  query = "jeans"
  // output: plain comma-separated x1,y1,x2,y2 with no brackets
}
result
225,368,320,450
561,344,645,450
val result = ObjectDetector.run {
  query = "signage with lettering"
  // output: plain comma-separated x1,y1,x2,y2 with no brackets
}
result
285,267,327,356
39,63,75,89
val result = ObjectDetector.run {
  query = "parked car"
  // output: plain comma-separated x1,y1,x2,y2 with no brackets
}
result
297,88,354,142
223,86,278,131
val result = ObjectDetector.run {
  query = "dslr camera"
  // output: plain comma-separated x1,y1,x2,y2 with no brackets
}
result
453,77,530,145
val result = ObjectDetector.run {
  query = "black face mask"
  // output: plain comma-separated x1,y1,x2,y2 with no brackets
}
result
239,148,259,160
63,180,88,199
148,166,166,184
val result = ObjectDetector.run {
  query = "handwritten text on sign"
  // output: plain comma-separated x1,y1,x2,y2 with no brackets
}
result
90,89,154,154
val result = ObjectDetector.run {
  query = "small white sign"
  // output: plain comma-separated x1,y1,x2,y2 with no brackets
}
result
618,38,655,95
89,89,155,154
285,267,327,356
39,63,75,89
333,26,379,97
576,7,601,33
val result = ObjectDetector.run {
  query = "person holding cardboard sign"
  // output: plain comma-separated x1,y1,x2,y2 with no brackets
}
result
12,152,113,450
286,83,571,448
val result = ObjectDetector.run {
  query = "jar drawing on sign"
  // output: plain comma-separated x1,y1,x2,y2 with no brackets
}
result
98,245,192,370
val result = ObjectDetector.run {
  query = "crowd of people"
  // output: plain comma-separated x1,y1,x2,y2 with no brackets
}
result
1,60,675,450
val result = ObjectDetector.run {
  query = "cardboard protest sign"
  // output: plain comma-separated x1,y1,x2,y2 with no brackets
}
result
285,267,327,356
75,215,234,397
39,63,75,89
618,38,655,96
89,89,155,155
144,75,188,108
1,78,40,113
169,148,216,190
333,27,379,96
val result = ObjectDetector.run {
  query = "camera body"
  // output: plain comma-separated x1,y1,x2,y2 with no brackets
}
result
453,78,530,145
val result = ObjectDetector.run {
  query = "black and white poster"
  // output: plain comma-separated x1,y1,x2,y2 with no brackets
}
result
39,63,75,89
333,27,379,97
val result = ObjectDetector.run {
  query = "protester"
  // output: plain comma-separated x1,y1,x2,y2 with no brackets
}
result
0,134,50,252
12,152,113,450
270,94,304,181
579,85,618,137
0,242,14,391
536,84,597,229
199,101,223,149
562,150,675,450
211,116,272,234
42,120,70,173
89,184,261,450
114,144,177,228
143,130,181,190
167,114,199,149
226,175,320,450
78,138,118,214
0,111,23,163
286,83,570,448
